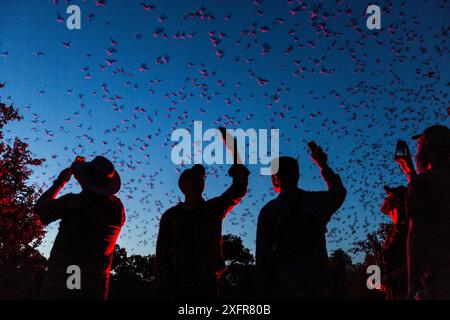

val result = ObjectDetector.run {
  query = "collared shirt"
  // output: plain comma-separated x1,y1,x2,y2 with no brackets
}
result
155,177,247,290
256,166,346,299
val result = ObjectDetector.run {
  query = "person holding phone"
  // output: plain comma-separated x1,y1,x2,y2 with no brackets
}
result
256,142,347,299
35,156,125,300
404,125,450,300
394,139,417,183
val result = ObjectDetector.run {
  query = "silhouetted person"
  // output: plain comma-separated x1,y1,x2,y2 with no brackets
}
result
35,156,125,300
154,163,249,299
256,144,346,299
403,125,450,299
378,185,408,300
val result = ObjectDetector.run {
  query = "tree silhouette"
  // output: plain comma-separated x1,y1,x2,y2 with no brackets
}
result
352,222,391,266
220,234,256,299
328,248,381,299
347,222,392,300
222,234,254,266
109,245,156,299
329,249,354,299
0,86,46,299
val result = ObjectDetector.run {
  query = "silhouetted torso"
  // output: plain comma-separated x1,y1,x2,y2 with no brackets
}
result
256,167,346,299
37,191,125,299
408,167,450,299
155,180,247,299
162,201,224,286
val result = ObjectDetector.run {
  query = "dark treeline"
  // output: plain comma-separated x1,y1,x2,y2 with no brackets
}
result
108,232,385,300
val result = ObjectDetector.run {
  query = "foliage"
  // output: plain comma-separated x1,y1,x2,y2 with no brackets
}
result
0,87,46,299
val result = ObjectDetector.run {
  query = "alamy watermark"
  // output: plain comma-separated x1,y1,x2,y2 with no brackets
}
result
66,265,81,290
366,5,381,30
66,5,81,30
64,4,379,31
366,265,381,290
170,121,279,175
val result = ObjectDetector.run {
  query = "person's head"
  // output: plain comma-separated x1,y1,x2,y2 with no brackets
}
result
270,156,300,193
413,124,450,173
178,164,206,198
72,156,121,196
381,185,407,224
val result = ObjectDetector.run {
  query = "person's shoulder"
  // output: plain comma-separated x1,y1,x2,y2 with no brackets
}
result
107,195,126,225
259,197,279,216
107,195,126,216
110,195,124,206
161,203,183,220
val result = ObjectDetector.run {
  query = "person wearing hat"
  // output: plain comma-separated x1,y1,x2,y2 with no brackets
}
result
35,156,125,300
378,185,408,300
154,163,249,299
404,124,450,299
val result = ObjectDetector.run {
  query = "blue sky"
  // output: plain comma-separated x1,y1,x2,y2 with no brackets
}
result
0,0,448,261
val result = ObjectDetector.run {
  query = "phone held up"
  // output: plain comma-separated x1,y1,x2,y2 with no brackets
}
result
394,140,408,160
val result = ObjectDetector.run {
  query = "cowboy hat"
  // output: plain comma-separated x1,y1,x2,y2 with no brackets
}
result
72,156,121,196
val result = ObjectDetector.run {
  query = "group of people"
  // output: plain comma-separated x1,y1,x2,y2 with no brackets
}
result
33,124,450,300
378,124,450,300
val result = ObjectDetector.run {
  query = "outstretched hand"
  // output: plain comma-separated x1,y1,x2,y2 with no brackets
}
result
310,144,328,169
228,164,250,182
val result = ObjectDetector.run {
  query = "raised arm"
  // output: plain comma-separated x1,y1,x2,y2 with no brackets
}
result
214,164,250,220
319,165,347,215
34,167,72,224
394,143,417,183
309,143,347,220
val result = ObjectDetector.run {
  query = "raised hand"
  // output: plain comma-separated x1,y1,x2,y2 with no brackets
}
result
309,142,328,169
228,164,250,185
394,144,415,176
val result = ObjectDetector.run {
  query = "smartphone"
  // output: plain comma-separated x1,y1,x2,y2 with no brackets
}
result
307,141,319,153
394,140,408,159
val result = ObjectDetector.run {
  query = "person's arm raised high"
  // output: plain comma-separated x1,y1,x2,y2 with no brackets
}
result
214,164,250,220
308,142,347,220
34,167,74,224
